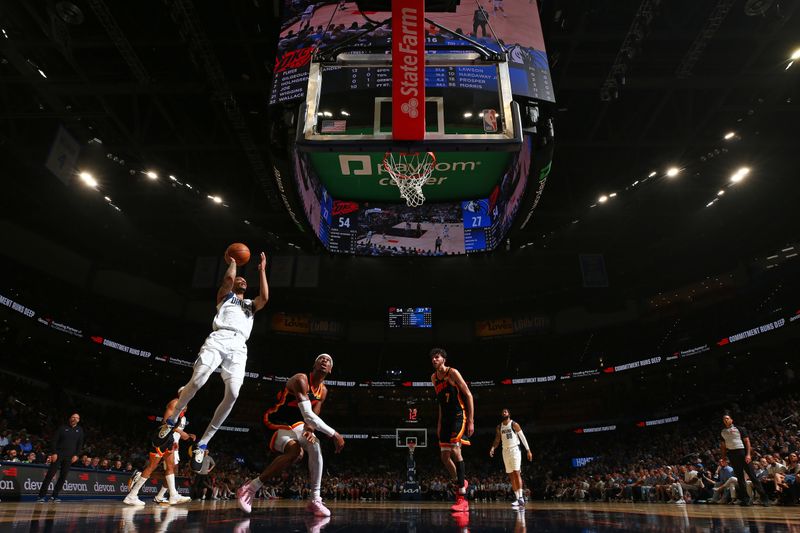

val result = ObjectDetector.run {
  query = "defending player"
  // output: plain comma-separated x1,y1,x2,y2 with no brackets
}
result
431,348,474,512
168,250,269,471
236,354,345,516
124,392,193,506
153,397,196,504
489,408,533,508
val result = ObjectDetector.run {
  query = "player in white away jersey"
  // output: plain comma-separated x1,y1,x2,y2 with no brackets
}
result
489,408,533,508
168,250,269,471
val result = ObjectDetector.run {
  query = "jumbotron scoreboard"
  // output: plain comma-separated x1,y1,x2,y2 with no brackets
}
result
388,307,433,328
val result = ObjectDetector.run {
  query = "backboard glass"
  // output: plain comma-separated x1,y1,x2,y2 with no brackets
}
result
396,428,428,448
297,52,522,152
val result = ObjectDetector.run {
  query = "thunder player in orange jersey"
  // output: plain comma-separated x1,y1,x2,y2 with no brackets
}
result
236,354,344,516
431,348,475,512
124,390,193,506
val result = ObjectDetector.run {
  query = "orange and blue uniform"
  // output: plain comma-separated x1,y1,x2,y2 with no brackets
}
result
434,368,470,449
263,376,325,451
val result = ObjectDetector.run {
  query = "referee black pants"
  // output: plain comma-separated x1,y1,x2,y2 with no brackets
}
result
38,456,72,498
728,448,767,502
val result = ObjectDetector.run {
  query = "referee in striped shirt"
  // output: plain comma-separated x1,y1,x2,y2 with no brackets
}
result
720,411,770,506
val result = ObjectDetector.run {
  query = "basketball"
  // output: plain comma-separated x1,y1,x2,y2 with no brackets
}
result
225,243,250,266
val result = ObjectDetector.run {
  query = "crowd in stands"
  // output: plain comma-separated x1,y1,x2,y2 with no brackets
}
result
540,394,800,506
3,364,800,506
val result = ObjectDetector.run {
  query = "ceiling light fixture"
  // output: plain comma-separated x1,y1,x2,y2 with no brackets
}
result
717,190,725,196
79,172,97,188
145,171,158,180
463,112,473,118
598,195,608,203
666,167,680,178
730,167,750,183
648,171,657,178
723,131,736,140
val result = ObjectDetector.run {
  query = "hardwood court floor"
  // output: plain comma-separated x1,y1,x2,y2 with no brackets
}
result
0,499,799,531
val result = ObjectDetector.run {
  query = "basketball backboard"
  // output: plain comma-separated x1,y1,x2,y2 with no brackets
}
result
297,51,522,152
396,428,428,448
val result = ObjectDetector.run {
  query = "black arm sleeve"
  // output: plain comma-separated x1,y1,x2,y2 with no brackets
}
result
738,426,750,440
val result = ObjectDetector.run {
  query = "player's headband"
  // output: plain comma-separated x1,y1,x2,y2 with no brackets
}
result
315,353,333,370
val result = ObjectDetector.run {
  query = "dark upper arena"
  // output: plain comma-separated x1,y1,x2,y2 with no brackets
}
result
1,0,799,530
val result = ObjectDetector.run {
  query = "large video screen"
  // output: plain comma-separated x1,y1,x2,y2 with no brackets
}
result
292,134,531,256
271,0,553,105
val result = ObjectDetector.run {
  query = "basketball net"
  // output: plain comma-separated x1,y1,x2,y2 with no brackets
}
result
407,440,417,456
383,151,436,207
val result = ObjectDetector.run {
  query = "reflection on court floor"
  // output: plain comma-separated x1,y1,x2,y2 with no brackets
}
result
1,500,798,532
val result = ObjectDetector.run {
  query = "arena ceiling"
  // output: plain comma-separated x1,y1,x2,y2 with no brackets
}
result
1,0,798,306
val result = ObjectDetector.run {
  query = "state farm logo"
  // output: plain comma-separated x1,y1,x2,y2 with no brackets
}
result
396,6,421,99
401,98,419,118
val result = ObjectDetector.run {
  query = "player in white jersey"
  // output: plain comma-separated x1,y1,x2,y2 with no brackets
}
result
168,250,269,471
489,408,532,508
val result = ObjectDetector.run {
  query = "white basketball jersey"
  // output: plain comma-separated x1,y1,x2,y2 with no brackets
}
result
501,419,520,449
212,292,255,339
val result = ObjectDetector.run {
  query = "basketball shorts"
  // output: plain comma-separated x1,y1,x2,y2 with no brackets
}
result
196,330,248,382
269,423,306,453
150,424,175,457
502,447,522,473
439,412,471,449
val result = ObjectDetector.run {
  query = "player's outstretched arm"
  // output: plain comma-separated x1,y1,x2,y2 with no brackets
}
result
217,253,237,304
253,252,269,312
289,374,344,451
176,429,196,441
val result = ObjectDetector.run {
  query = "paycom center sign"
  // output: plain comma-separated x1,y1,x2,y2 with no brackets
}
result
308,152,511,201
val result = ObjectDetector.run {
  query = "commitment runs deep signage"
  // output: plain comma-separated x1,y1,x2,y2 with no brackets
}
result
392,0,425,140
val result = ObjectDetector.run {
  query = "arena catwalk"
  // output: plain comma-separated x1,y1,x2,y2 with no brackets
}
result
1,500,798,532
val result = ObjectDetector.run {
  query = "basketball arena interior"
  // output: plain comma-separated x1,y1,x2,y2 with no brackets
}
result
1,0,799,531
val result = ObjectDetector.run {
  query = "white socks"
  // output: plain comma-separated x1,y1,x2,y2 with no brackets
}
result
166,474,178,498
130,475,148,497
